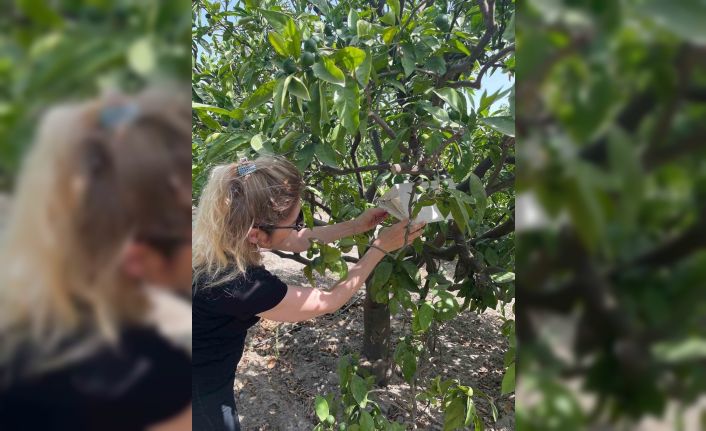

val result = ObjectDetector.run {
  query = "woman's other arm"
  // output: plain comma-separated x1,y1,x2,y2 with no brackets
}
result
274,208,388,253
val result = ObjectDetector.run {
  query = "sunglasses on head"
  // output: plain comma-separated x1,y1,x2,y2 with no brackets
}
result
254,209,305,232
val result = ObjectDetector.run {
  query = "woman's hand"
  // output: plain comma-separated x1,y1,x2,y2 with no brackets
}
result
353,208,389,234
372,219,426,253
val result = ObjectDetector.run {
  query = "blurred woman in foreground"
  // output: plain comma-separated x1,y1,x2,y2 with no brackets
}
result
0,87,192,430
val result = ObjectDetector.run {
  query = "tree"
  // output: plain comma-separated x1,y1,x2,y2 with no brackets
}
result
192,0,515,428
517,0,706,429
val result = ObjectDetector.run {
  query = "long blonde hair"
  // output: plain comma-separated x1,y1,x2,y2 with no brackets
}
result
0,87,192,381
192,156,303,287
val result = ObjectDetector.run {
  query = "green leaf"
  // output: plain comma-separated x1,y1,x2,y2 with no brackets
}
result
241,79,277,109
402,352,417,383
313,57,346,86
250,133,273,154
294,143,316,172
382,27,398,44
321,243,342,264
435,290,460,321
17,0,63,27
315,396,329,422
192,103,240,119
335,47,367,72
466,173,487,220
359,410,374,431
273,76,289,115
480,116,515,137
465,397,476,426
451,38,471,56
642,0,706,45
388,0,400,20
127,37,156,77
653,337,706,363
400,45,416,77
356,49,372,87
425,55,447,75
348,9,359,31
357,20,372,38
309,0,331,15
372,262,393,290
422,105,450,123
350,374,369,407
319,82,330,124
400,260,420,283
417,301,435,332
267,32,288,57
308,83,322,137
315,143,340,167
443,398,466,431
259,9,289,31
501,363,515,395
380,9,396,26
284,18,301,58
288,76,311,101
197,112,221,130
333,79,360,133
433,88,464,114
503,12,515,41
448,190,471,234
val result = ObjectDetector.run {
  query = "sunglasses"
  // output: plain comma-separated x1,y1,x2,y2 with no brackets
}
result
254,209,305,232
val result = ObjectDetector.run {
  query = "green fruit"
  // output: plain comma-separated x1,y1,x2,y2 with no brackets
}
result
435,14,450,32
326,415,335,425
304,38,318,52
301,51,315,67
282,58,298,74
324,24,333,36
449,110,460,121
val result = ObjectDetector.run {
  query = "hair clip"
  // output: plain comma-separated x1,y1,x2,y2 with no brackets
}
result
99,102,140,129
237,157,258,177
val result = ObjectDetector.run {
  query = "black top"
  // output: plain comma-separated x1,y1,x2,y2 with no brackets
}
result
0,326,191,431
192,266,288,395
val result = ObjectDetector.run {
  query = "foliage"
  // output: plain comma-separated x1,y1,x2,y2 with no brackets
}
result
517,0,706,428
192,0,515,427
0,0,191,189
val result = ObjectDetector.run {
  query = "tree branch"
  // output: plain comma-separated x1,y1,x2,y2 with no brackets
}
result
369,111,397,139
442,0,497,81
471,214,515,244
485,175,514,195
445,43,515,88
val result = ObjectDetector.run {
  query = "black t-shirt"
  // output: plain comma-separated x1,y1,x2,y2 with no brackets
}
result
192,266,288,395
0,326,191,431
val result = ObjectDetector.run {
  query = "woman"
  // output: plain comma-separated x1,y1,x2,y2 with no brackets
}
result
0,88,193,430
192,156,425,430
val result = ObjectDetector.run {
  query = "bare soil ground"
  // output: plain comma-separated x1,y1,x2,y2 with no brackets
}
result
235,251,515,430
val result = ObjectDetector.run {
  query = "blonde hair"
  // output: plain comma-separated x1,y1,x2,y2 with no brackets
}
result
192,156,303,287
0,87,192,381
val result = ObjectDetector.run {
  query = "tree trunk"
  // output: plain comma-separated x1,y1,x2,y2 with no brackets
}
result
362,281,392,385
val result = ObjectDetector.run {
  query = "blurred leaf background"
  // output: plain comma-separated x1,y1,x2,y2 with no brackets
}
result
0,0,191,189
517,0,706,429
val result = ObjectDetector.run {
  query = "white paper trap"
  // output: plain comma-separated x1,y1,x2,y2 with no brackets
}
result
377,180,454,223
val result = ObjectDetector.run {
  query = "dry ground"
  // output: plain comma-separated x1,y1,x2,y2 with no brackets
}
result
234,251,515,430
